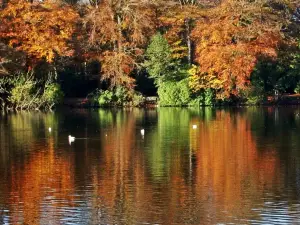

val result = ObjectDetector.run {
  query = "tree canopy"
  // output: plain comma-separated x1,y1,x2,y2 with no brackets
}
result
0,0,300,108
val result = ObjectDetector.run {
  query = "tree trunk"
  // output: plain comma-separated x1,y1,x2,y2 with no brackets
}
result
117,14,122,53
185,18,192,65
117,14,123,79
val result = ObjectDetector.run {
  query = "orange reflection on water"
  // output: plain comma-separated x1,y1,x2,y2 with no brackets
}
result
8,137,76,225
190,110,281,222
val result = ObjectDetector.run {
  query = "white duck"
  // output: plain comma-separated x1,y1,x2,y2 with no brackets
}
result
68,135,75,144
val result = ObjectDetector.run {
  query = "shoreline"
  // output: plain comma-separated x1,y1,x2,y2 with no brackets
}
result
2,95,300,111
62,94,300,108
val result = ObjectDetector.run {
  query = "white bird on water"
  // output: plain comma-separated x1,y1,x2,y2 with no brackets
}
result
192,124,197,129
48,127,52,132
140,129,145,136
68,135,75,144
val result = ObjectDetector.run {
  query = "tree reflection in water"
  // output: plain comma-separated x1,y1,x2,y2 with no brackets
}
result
0,107,300,224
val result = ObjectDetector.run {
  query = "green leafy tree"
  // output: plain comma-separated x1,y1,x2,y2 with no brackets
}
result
144,33,184,86
144,33,192,106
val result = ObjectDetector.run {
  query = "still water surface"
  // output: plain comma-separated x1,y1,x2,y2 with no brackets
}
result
1,107,300,224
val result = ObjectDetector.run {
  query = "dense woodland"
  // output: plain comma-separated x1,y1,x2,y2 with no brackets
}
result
0,0,300,109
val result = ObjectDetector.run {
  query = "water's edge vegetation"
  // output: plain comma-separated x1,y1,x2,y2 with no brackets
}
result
0,0,300,110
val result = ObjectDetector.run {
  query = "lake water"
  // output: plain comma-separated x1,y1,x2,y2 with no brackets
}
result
1,107,300,224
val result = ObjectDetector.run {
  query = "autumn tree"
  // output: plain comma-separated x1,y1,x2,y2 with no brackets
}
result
0,0,77,109
190,0,298,98
159,5,197,65
83,0,157,88
158,0,216,65
0,0,78,67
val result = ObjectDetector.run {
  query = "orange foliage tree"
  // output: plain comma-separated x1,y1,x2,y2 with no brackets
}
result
0,0,78,67
190,0,297,98
83,0,157,88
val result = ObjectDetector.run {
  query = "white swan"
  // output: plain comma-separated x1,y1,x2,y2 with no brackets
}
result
192,125,197,129
68,135,75,144
140,129,145,136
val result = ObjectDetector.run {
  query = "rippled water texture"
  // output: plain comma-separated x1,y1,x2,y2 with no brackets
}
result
1,107,300,224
